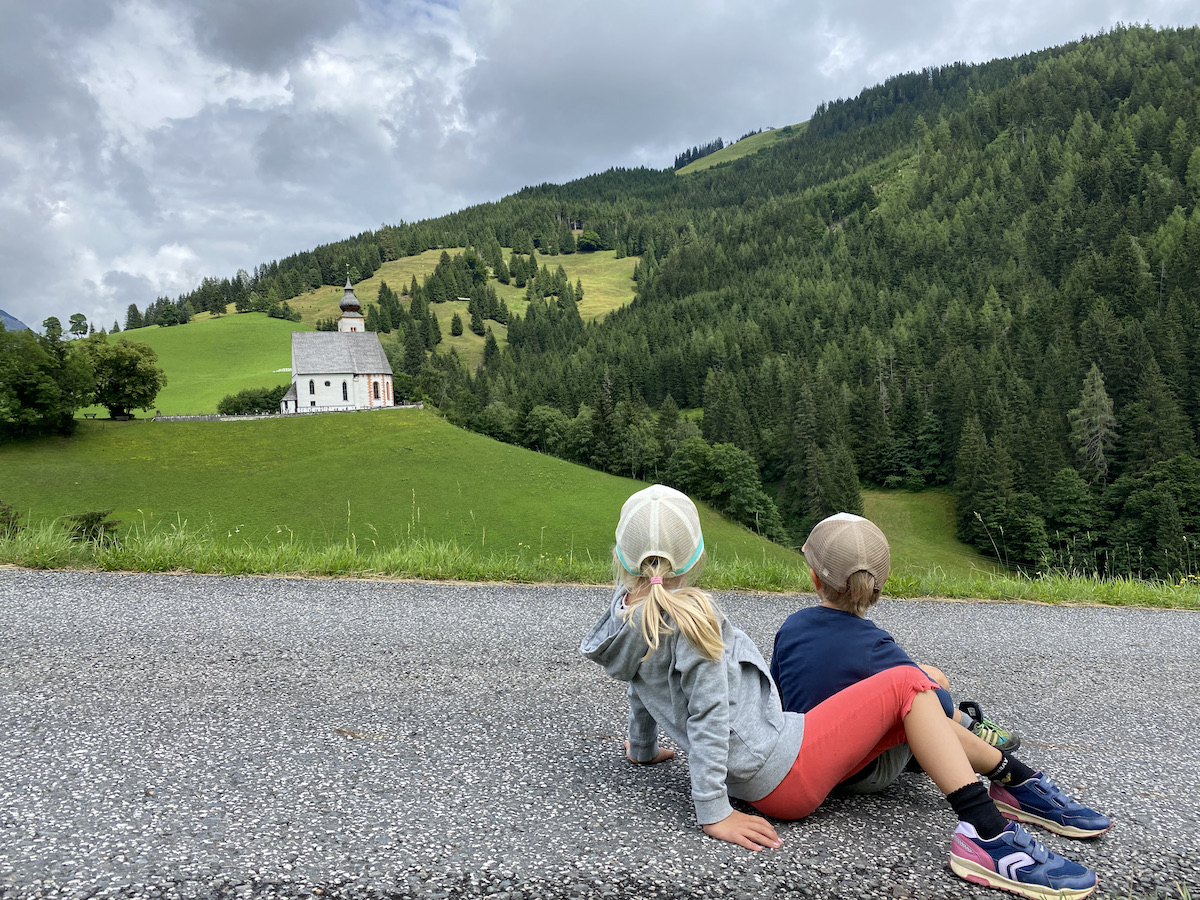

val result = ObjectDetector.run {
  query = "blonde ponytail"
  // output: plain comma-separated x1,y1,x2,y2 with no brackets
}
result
615,553,723,661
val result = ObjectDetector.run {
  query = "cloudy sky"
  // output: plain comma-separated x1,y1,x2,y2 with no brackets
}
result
2,0,1197,331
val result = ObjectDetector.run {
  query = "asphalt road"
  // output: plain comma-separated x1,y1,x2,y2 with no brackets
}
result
1,570,1197,900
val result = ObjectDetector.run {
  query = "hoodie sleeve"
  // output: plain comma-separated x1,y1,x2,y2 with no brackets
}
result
675,636,734,825
626,684,660,762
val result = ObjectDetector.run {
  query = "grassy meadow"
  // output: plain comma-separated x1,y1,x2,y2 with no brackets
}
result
81,314,306,416
0,408,802,584
676,123,809,175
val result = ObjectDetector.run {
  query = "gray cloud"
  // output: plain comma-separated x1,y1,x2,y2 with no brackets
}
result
177,0,360,73
0,0,1197,332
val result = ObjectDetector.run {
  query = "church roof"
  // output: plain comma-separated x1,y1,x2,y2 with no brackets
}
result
292,331,393,376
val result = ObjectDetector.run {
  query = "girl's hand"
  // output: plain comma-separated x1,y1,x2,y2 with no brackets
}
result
624,741,675,765
702,811,783,851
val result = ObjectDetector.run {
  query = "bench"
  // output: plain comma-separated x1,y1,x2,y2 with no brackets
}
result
83,413,97,419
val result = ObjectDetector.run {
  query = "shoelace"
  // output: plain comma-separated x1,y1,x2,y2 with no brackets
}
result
973,721,1010,747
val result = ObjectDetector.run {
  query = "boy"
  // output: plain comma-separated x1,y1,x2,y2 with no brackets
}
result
771,513,1020,794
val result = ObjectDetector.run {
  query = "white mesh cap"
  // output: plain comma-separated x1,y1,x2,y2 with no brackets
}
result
802,513,890,592
615,484,705,575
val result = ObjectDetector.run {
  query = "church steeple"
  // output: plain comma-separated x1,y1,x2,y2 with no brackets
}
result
337,275,365,332
339,276,361,314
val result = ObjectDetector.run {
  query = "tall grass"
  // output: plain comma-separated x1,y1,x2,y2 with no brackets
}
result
4,518,1199,608
0,518,809,590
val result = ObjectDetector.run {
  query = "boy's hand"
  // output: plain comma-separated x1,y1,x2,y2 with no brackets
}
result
702,810,783,851
624,740,675,764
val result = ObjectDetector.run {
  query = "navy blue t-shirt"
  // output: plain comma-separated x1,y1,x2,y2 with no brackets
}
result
770,605,951,715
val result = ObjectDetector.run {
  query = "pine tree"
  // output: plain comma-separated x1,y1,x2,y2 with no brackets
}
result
1068,363,1117,485
425,312,442,348
1120,357,1194,474
483,328,500,367
403,324,425,376
953,415,990,545
1153,490,1185,578
450,312,464,336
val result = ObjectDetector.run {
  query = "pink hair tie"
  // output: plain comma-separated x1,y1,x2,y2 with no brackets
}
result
649,576,664,585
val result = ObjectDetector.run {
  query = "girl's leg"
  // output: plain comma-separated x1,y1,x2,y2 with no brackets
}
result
752,666,938,819
902,689,980,794
952,718,1004,774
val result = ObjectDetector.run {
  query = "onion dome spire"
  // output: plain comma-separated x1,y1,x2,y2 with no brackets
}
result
339,275,361,314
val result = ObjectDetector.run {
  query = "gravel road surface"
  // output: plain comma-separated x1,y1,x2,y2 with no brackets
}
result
1,570,1197,900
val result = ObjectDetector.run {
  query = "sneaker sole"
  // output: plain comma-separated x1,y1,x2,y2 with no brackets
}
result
950,855,1097,900
993,800,1114,839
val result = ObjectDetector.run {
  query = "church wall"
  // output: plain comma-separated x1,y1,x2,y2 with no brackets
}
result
294,373,359,409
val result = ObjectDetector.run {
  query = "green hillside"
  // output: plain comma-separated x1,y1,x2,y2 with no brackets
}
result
286,247,637,370
676,123,807,174
81,314,307,416
289,248,636,325
0,409,800,570
863,491,1000,577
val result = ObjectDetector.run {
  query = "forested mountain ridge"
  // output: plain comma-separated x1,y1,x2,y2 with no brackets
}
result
435,24,1200,581
80,25,1200,581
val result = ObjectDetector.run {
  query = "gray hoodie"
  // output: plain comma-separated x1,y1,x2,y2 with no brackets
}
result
580,588,805,825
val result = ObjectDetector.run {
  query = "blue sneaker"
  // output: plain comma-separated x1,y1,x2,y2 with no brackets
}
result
950,821,1097,900
990,773,1113,839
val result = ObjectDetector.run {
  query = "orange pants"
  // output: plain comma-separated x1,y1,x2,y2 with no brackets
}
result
751,666,937,819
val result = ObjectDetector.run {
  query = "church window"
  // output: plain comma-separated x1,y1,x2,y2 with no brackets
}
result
324,381,331,387
342,382,348,401
373,382,380,399
308,380,315,395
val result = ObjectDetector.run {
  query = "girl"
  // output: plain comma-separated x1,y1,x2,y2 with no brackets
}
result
581,485,1105,900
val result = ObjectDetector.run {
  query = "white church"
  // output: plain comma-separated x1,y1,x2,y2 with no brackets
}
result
280,278,394,413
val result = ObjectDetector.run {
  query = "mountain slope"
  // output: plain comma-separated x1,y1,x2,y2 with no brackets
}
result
0,309,29,331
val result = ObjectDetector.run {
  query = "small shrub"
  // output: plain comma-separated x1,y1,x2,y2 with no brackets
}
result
0,499,22,539
217,384,289,416
65,509,122,544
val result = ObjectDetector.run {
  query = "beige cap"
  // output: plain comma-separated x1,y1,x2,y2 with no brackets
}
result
615,484,705,575
802,513,890,592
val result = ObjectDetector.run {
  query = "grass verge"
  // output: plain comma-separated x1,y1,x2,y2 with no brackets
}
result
0,520,807,592
4,519,1199,608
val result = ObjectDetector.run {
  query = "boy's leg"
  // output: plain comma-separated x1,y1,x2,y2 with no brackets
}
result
833,745,913,795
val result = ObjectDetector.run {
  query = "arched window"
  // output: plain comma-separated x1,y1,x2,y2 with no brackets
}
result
342,382,348,402
308,379,315,395
373,381,380,399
